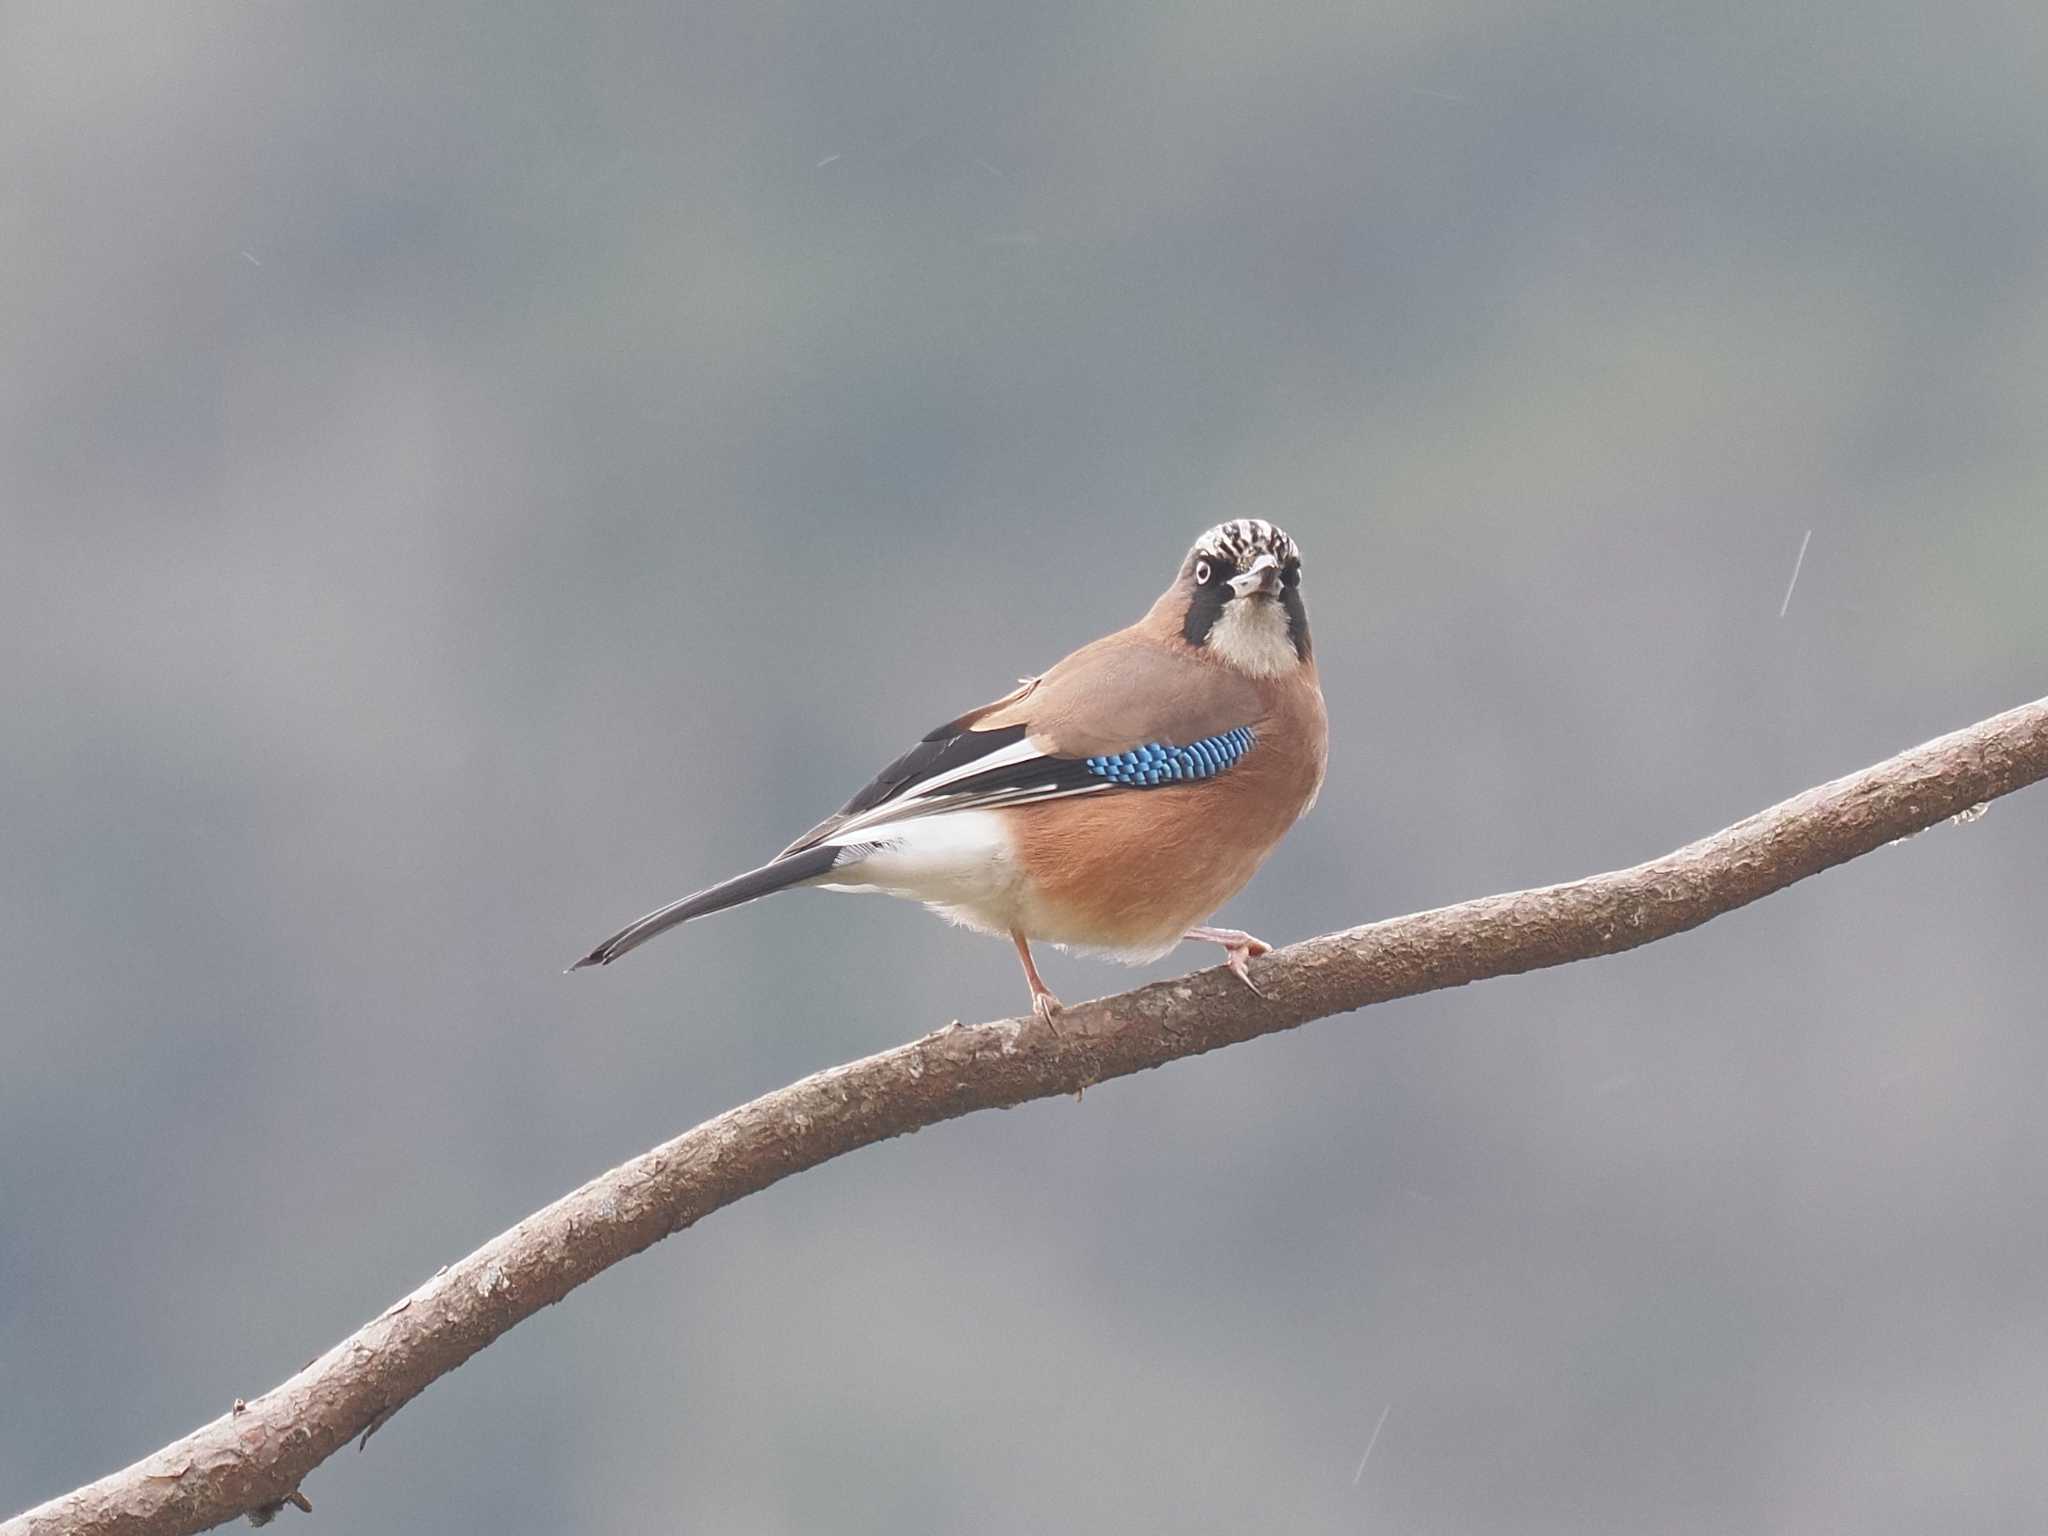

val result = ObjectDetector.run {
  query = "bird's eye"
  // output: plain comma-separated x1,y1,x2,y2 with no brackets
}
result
1194,559,1213,585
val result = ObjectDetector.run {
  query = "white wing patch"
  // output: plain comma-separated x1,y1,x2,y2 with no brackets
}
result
816,736,1111,843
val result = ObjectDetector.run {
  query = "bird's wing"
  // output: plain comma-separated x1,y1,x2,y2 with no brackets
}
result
778,634,1264,855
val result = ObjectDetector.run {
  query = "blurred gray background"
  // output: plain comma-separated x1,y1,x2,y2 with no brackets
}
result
4,2,2046,1531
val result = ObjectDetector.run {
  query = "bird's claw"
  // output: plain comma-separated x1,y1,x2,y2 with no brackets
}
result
1031,990,1065,1033
1223,946,1267,997
1192,931,1270,996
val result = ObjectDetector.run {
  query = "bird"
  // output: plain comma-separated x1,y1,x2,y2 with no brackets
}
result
570,519,1328,1023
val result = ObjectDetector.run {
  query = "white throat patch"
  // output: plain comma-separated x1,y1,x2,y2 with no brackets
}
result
1205,596,1298,678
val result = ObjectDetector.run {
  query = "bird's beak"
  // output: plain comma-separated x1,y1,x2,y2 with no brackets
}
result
1228,553,1282,598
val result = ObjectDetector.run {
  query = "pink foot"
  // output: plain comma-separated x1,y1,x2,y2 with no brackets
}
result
1031,988,1065,1031
1184,926,1272,997
1013,930,1066,1032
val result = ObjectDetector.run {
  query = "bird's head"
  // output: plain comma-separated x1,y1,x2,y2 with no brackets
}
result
1167,519,1310,677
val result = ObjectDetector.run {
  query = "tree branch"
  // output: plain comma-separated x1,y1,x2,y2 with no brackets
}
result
11,696,2047,1536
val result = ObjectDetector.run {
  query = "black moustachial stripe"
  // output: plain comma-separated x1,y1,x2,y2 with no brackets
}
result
1282,585,1311,660
1182,583,1229,648
1183,573,1311,661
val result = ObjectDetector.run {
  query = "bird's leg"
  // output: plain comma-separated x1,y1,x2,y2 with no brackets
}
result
1184,926,1271,996
1011,930,1064,1029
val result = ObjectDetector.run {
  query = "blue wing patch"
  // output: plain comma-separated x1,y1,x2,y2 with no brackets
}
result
785,722,1259,854
1084,727,1255,787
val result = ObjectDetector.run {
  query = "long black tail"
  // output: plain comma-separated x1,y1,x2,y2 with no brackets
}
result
567,844,841,970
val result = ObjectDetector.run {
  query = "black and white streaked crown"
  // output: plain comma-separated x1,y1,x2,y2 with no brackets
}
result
1188,518,1301,571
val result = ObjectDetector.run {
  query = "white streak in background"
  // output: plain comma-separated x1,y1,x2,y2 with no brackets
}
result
1778,528,1813,617
238,249,262,265
1408,87,1466,102
815,154,841,168
1352,1402,1393,1486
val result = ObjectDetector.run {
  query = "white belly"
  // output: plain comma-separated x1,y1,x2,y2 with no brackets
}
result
814,808,1183,962
816,810,1030,939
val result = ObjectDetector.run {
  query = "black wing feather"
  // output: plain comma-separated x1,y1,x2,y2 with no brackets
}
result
779,718,1035,856
899,743,1098,810
836,720,1030,820
568,844,840,970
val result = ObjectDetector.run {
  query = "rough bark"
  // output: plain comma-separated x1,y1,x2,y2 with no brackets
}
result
9,696,2046,1536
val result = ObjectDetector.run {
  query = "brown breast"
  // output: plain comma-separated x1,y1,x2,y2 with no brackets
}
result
1006,654,1327,949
